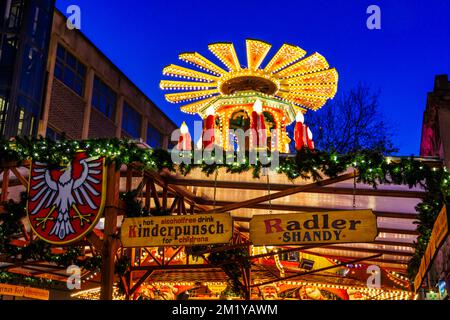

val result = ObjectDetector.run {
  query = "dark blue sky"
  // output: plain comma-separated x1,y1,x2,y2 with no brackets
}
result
56,0,450,155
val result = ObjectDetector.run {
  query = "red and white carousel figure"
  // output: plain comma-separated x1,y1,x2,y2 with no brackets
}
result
294,111,315,150
202,106,216,150
177,121,192,151
251,99,267,150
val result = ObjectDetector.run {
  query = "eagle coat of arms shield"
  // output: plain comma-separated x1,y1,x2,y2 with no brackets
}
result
27,152,106,244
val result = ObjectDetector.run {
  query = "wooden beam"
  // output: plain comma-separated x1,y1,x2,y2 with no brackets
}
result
201,172,358,214
125,167,133,192
373,240,415,248
169,197,180,214
301,251,409,267
294,251,409,268
135,176,146,195
130,264,219,271
166,247,183,266
224,204,418,220
129,270,153,295
308,245,413,257
168,178,426,199
148,179,161,210
1,169,10,202
86,232,103,254
249,245,324,260
144,179,151,210
162,187,168,210
100,163,120,300
147,170,210,211
10,168,28,187
377,228,418,236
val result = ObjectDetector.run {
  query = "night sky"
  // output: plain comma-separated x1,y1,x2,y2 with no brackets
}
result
55,0,450,156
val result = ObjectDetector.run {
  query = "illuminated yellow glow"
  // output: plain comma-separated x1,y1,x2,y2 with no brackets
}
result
264,43,306,73
161,39,337,112
160,80,217,90
275,52,329,78
208,42,241,71
165,89,217,103
246,39,272,71
179,52,227,76
162,64,219,82
160,39,338,151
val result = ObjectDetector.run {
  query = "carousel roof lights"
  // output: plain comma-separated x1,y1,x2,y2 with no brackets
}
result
179,52,227,76
208,42,241,71
264,43,306,73
246,39,272,71
160,39,338,114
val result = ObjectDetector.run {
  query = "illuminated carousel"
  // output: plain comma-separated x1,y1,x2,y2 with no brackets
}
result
15,40,416,302
160,39,338,152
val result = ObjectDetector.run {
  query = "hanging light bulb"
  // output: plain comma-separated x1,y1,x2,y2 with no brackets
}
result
295,111,304,124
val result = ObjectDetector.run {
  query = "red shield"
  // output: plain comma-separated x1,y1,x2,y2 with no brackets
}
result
27,152,106,244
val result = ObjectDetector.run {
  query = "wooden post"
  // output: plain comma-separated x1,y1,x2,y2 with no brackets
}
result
126,167,133,192
243,243,251,300
145,179,151,210
100,163,120,300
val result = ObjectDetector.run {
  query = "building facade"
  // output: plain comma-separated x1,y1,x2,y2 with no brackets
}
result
420,75,450,168
1,4,177,149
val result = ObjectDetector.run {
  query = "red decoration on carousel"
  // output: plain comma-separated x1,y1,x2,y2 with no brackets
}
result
177,121,192,151
294,111,315,150
251,99,267,149
27,152,106,244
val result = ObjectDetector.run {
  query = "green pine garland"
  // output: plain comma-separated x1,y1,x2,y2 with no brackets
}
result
0,194,102,273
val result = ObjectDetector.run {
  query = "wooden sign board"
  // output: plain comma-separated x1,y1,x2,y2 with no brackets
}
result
0,284,49,300
250,210,378,246
121,214,233,247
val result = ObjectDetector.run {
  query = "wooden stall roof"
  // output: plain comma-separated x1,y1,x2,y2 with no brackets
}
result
154,164,432,271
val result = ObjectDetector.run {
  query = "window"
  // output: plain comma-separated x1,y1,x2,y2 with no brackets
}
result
146,124,162,149
54,44,86,96
122,102,141,139
0,94,8,135
16,95,37,136
16,108,34,136
92,76,116,119
19,45,46,102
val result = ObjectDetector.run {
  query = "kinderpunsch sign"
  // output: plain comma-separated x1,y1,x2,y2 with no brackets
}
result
250,210,378,246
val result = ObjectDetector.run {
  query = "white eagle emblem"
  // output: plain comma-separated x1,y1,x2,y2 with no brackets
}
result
28,154,104,242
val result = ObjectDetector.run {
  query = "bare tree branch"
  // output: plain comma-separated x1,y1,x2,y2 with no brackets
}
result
298,83,396,154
